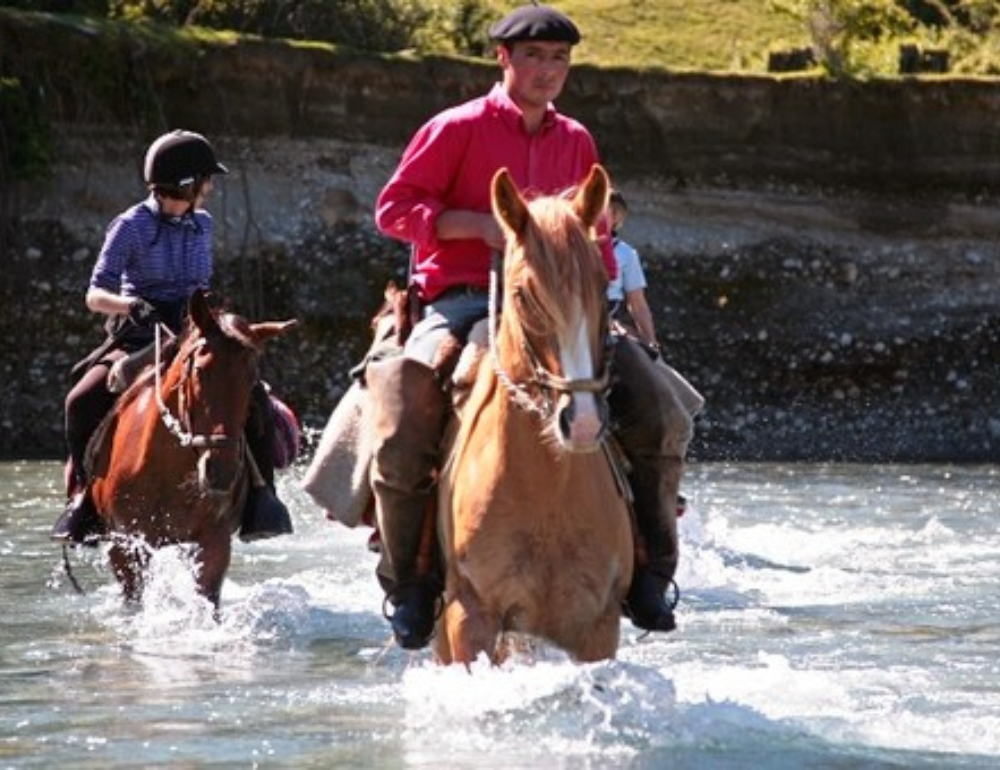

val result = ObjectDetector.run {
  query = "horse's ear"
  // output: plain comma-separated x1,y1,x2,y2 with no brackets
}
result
189,288,221,335
250,319,298,347
491,167,529,240
572,164,610,230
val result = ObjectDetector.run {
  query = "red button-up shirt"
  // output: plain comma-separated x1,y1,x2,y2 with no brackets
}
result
376,83,615,302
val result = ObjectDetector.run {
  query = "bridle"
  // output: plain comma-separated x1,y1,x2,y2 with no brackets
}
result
153,322,245,452
487,253,612,420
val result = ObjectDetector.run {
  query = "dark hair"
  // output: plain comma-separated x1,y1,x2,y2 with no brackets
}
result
609,189,627,210
153,175,210,203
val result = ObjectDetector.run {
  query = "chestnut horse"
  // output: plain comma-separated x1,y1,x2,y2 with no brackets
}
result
88,290,295,608
435,165,633,664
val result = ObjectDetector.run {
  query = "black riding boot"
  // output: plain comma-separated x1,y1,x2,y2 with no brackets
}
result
622,458,684,632
54,363,116,546
367,357,446,650
51,483,104,546
240,383,294,542
610,337,694,633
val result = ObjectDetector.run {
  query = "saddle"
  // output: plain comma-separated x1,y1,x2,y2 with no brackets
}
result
85,335,301,485
301,306,638,531
301,304,487,529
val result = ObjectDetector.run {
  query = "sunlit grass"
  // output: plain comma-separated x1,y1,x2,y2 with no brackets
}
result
524,0,807,73
6,2,1000,77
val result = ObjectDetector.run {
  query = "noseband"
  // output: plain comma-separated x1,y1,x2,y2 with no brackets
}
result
154,323,244,451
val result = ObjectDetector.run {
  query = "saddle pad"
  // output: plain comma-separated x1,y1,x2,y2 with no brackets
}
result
270,395,301,470
657,360,705,418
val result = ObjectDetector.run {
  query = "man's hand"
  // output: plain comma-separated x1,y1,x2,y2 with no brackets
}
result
128,299,160,327
481,215,506,252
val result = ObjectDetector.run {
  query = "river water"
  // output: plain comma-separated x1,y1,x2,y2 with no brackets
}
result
1,459,998,768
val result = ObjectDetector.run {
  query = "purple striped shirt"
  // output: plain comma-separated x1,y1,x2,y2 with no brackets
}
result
90,195,213,303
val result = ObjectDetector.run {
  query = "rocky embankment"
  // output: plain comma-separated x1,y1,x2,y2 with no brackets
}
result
4,132,999,463
3,11,999,463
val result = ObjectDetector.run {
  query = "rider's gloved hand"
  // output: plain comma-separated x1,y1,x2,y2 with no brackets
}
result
128,299,160,327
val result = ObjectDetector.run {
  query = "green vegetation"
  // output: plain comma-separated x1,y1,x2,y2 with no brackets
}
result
0,76,50,182
2,0,999,76
556,0,1000,76
557,0,804,72
767,0,1000,77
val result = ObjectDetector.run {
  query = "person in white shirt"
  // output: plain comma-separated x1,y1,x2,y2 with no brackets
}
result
607,189,658,349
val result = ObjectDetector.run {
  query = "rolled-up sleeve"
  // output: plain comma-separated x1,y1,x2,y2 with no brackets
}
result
89,216,133,293
375,115,467,249
376,181,445,249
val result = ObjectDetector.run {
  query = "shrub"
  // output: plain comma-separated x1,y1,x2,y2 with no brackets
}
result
0,77,51,183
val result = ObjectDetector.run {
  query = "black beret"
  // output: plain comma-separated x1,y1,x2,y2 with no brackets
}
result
489,4,581,45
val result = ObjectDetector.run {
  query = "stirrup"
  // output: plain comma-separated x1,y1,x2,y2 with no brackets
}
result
623,574,680,633
51,491,105,547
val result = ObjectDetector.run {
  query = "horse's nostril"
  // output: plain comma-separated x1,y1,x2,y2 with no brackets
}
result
557,392,606,449
200,452,239,494
558,402,574,439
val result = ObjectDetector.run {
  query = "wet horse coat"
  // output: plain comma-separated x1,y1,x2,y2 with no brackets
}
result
88,290,295,607
436,165,633,664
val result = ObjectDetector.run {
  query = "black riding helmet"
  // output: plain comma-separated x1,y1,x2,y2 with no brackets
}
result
144,130,228,198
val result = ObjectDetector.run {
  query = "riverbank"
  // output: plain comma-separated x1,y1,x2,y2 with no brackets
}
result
3,9,999,462
5,132,999,462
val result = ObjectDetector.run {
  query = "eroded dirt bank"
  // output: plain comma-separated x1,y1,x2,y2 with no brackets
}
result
3,12,999,462
5,132,999,462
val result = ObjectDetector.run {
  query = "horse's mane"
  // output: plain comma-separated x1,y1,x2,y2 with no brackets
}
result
504,192,608,342
112,309,258,414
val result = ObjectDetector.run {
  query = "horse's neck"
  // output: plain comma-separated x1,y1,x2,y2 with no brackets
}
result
122,362,185,449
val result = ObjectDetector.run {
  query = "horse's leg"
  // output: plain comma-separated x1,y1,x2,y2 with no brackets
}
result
571,610,621,663
441,581,499,665
195,532,232,613
108,541,147,605
432,616,454,665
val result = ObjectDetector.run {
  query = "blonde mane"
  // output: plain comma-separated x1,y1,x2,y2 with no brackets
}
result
501,192,609,360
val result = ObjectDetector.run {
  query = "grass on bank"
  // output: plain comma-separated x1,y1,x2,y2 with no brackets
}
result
4,1,1000,77
482,0,1000,77
553,0,806,73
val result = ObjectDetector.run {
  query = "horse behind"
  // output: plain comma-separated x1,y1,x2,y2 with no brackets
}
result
88,290,296,608
435,164,633,665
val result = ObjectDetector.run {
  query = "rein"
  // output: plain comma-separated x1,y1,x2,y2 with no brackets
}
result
487,253,611,419
154,322,240,450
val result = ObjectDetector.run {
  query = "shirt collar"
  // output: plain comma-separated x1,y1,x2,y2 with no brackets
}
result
142,194,199,229
487,82,558,134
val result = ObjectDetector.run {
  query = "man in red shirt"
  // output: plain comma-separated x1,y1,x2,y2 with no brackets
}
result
371,3,696,650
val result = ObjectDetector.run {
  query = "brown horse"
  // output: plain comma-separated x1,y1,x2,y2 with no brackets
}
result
88,290,295,608
435,165,633,664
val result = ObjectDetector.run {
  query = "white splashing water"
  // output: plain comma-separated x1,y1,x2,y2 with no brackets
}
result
4,461,999,767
